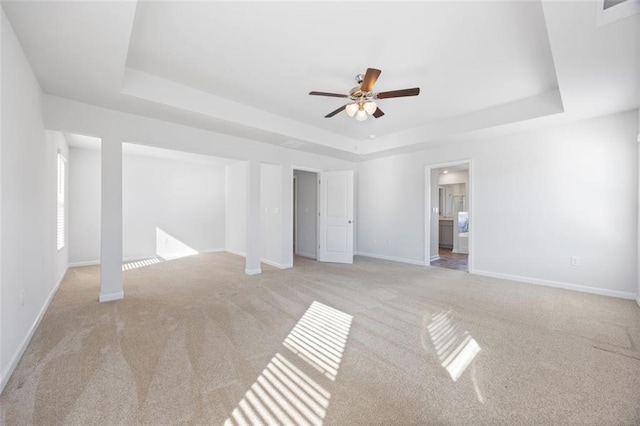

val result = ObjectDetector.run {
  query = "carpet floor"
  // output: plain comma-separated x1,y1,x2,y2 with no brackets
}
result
1,253,639,425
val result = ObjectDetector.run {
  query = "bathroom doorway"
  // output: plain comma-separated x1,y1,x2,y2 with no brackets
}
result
425,161,472,272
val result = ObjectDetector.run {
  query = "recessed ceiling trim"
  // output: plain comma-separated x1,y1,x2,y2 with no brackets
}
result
358,89,565,155
121,68,359,154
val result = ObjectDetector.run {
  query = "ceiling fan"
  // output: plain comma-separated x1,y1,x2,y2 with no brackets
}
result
309,68,420,121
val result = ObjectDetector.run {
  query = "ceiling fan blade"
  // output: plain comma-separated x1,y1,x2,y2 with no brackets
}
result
376,87,420,99
373,107,385,118
325,105,347,118
360,68,382,92
309,91,349,98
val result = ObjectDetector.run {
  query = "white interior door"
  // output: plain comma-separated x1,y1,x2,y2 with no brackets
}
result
318,170,354,264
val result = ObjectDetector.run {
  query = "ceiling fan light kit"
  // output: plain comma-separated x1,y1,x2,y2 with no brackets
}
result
345,103,359,117
309,68,420,121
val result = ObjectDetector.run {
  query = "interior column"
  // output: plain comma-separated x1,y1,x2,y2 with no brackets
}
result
99,137,124,302
245,159,261,275
281,163,293,268
637,123,640,308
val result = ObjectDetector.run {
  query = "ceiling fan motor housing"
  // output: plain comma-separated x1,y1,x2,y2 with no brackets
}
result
308,67,419,119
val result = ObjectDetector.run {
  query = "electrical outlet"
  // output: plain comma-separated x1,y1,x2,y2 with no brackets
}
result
571,256,580,266
20,290,24,306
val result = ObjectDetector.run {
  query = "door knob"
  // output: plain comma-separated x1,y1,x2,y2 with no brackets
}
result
348,220,352,224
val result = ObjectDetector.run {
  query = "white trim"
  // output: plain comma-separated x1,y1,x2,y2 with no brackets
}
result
356,251,425,266
0,267,67,393
291,165,322,174
225,248,246,257
199,248,226,254
424,160,474,273
260,258,291,269
99,291,124,303
244,268,262,275
70,251,226,268
70,255,163,267
69,260,100,267
295,251,317,260
474,269,636,300
430,255,440,262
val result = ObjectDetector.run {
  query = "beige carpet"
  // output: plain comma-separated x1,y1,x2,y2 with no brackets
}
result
1,253,639,425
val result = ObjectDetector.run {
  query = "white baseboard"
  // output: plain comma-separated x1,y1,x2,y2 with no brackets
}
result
99,291,124,303
295,251,317,260
225,250,292,270
260,258,292,269
474,269,636,300
70,255,159,268
0,266,68,393
199,248,226,254
70,250,225,268
225,248,246,257
356,251,425,266
69,260,100,267
430,255,440,262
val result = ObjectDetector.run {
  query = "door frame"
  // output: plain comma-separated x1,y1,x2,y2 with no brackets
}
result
424,160,474,273
291,165,321,263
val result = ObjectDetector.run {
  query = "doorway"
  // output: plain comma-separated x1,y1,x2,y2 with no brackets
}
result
293,169,319,263
425,161,472,272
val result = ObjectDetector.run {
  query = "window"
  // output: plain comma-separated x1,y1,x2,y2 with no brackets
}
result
57,153,66,250
597,0,640,26
603,0,628,10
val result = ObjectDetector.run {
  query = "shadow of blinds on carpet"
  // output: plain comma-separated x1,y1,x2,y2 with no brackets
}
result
225,301,353,426
425,310,481,382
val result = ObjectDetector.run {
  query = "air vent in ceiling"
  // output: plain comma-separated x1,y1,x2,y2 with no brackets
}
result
280,139,307,149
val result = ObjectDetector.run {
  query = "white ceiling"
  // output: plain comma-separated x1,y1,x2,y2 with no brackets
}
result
127,1,558,139
3,1,638,161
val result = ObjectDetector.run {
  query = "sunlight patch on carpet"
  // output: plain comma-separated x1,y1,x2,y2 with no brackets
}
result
225,301,353,426
283,301,353,381
427,310,481,382
122,257,163,271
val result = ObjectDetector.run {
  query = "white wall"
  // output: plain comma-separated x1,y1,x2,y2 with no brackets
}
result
1,12,67,391
69,146,226,263
225,161,246,256
358,154,427,264
123,152,225,259
260,163,283,266
68,147,101,264
294,170,317,259
359,111,639,298
430,169,439,260
44,96,357,272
